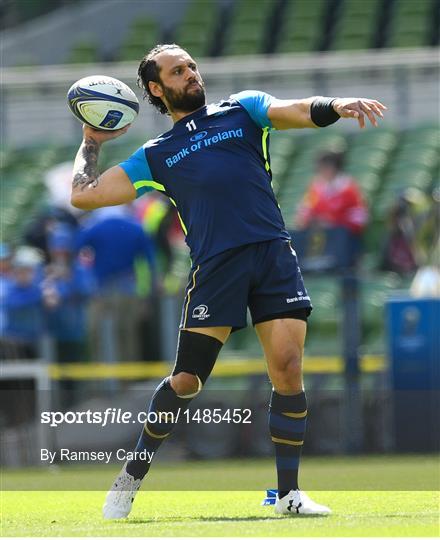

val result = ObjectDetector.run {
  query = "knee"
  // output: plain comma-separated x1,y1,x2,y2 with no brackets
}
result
273,345,303,378
270,347,303,392
170,372,202,397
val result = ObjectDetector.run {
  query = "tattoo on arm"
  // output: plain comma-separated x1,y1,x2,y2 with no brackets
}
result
73,137,100,190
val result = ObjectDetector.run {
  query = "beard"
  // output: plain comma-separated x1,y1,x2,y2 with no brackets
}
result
163,81,206,113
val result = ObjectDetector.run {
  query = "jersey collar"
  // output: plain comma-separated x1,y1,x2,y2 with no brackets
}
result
173,105,208,128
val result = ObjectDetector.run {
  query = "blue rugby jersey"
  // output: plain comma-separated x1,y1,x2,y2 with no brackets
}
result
119,90,290,264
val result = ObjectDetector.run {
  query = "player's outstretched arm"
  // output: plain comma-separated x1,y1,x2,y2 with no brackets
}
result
268,96,387,130
71,125,136,210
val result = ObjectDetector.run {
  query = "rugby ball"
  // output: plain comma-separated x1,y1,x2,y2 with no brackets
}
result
67,75,139,130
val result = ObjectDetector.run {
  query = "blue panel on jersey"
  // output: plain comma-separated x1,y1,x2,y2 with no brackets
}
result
119,146,155,197
231,90,275,129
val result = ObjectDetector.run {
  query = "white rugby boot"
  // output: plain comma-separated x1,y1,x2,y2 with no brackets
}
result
275,489,331,516
102,465,142,519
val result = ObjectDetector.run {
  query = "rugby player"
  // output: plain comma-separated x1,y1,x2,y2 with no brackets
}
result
70,44,386,518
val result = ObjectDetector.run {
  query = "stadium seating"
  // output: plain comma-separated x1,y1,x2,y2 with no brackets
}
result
117,17,161,62
1,144,74,244
4,0,439,64
387,0,434,48
99,138,143,170
276,0,327,53
173,0,221,58
343,128,398,206
330,0,381,51
373,125,439,220
268,131,297,194
360,272,414,352
67,39,100,64
2,0,63,28
222,0,275,56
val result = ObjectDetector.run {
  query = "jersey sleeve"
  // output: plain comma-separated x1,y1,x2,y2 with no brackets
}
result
230,90,276,129
119,146,156,198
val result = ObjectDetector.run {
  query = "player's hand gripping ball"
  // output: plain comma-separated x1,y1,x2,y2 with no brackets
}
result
67,75,139,130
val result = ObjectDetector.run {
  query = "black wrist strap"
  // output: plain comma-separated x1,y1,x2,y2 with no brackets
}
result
310,97,340,127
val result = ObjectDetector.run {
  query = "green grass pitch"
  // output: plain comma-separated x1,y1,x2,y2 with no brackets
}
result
1,456,439,537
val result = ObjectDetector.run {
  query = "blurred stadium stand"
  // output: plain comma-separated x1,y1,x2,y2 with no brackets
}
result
116,16,161,63
276,0,327,53
1,0,439,65
0,0,81,29
222,0,275,55
387,0,438,48
173,0,222,58
329,0,381,52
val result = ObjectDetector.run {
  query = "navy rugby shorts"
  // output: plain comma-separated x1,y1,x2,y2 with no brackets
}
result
179,239,312,331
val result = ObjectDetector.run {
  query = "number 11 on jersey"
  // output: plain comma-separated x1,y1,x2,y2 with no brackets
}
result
186,119,197,131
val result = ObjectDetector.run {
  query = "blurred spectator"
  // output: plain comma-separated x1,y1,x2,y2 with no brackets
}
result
134,193,189,295
41,224,94,362
410,265,440,298
2,247,44,359
44,161,83,216
77,206,156,363
0,244,13,340
41,224,94,407
296,151,368,234
23,205,79,263
135,193,177,275
414,187,440,266
381,187,440,276
380,192,418,274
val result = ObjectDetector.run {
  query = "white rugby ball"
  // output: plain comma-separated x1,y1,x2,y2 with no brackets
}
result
67,75,139,130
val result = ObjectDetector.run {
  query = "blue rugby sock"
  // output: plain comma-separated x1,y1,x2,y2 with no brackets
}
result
269,390,307,494
126,378,192,480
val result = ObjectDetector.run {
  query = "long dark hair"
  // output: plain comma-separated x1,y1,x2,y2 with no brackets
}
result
137,43,182,115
